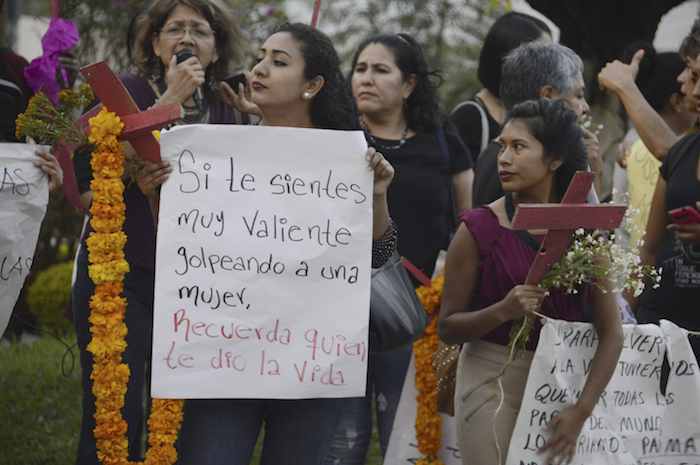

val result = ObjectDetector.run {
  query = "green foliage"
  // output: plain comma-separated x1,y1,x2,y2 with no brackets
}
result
26,261,74,335
0,337,81,465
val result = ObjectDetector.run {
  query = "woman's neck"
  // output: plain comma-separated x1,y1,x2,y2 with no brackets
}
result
512,182,555,205
476,88,506,125
362,109,408,140
260,104,314,128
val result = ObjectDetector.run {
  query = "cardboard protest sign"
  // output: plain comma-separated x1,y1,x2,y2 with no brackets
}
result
507,319,700,465
151,125,372,399
0,144,49,337
384,355,463,465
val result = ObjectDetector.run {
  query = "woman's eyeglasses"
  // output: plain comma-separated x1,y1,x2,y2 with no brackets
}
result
160,22,215,41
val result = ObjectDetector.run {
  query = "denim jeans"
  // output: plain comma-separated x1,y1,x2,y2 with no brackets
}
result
178,397,342,465
323,344,412,465
72,246,155,465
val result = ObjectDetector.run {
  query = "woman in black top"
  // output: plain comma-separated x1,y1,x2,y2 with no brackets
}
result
450,12,551,163
639,133,700,352
323,33,473,464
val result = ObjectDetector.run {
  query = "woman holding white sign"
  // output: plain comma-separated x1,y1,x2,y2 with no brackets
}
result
71,1,250,464
438,99,623,465
177,23,398,465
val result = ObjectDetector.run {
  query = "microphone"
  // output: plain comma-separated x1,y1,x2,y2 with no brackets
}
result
175,49,203,110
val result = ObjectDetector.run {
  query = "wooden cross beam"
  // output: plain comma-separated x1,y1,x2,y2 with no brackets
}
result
57,62,182,211
79,62,182,162
511,171,626,285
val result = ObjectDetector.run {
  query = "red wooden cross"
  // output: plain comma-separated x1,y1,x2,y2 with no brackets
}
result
511,171,626,285
80,62,182,162
56,62,181,211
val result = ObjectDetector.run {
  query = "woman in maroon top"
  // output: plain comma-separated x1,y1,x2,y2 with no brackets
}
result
438,99,622,465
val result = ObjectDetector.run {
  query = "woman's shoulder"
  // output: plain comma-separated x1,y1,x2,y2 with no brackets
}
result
661,131,700,178
117,73,157,108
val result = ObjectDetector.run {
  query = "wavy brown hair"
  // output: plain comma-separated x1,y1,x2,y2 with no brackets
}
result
132,0,244,82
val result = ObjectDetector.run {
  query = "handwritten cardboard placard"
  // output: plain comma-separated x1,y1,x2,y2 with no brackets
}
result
384,355,463,465
0,144,49,337
507,319,700,465
151,125,372,399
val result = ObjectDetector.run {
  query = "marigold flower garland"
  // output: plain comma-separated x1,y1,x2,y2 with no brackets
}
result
86,107,183,465
413,275,445,465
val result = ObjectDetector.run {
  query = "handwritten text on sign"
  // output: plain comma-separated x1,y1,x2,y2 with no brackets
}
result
0,144,49,337
152,125,372,399
507,319,700,465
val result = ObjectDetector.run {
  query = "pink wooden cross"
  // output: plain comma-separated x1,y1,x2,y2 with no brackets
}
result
55,62,181,210
511,171,626,285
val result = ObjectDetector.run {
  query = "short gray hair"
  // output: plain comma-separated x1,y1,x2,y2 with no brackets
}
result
499,42,583,110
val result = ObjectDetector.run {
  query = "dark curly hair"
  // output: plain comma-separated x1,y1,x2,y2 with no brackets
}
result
133,0,244,83
478,12,551,98
273,23,356,131
680,18,700,61
505,98,588,199
350,33,442,133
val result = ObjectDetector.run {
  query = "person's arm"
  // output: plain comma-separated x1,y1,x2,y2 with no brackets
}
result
451,169,473,212
368,148,394,239
641,177,669,267
541,275,623,464
437,223,546,345
598,50,679,160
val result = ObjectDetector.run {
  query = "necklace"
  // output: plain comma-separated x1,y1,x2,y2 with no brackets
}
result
361,119,409,151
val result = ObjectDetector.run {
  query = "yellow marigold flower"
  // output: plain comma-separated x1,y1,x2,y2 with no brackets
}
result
88,108,124,145
91,215,126,234
90,179,125,205
91,151,125,179
88,260,130,284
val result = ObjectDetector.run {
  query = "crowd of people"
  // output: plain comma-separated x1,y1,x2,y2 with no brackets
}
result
2,0,700,464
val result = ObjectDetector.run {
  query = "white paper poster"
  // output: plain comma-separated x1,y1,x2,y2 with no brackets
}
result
152,125,372,399
507,319,700,465
0,144,49,337
384,355,463,465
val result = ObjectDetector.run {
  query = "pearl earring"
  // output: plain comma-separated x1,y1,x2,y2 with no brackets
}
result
303,92,312,99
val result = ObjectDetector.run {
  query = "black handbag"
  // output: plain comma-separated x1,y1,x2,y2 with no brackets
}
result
369,252,428,352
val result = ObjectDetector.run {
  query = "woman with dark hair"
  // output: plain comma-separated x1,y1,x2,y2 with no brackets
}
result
450,12,551,163
321,32,473,464
177,23,397,465
71,2,249,464
438,98,622,465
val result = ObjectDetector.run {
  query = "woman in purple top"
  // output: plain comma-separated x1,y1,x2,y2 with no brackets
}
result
71,2,248,464
438,99,623,465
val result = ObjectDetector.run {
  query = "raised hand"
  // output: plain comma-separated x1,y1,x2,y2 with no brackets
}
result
220,81,261,117
366,147,394,197
161,55,205,105
598,49,644,95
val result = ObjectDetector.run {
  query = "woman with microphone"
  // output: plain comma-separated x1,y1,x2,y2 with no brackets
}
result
70,1,248,464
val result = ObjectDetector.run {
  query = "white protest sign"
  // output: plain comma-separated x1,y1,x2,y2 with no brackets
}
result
0,144,49,337
152,125,372,399
507,319,700,465
384,355,463,465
